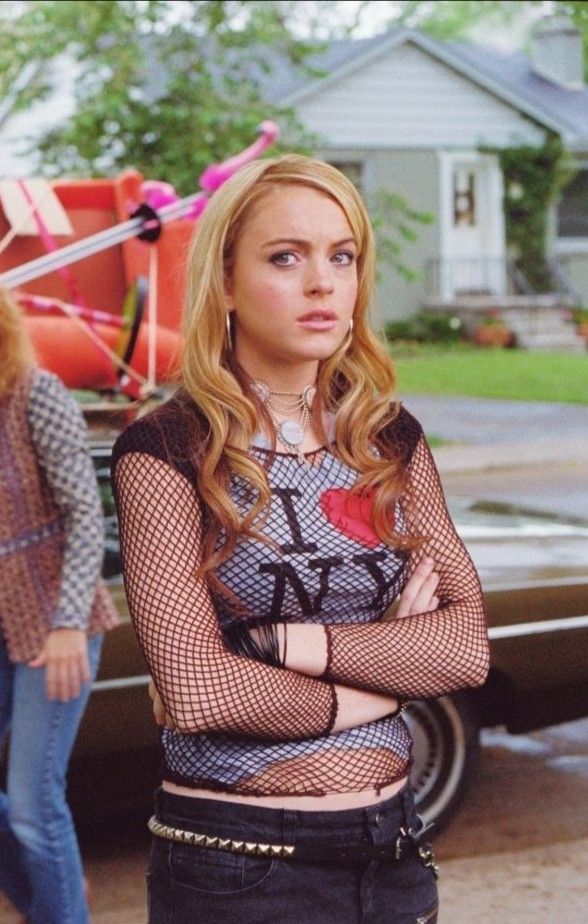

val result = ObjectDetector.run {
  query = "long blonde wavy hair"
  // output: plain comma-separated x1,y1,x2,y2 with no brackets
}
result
181,154,410,572
0,288,36,399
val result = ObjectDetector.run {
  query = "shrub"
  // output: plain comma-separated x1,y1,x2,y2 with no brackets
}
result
383,311,463,344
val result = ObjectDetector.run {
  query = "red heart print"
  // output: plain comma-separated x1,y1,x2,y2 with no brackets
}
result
319,488,384,548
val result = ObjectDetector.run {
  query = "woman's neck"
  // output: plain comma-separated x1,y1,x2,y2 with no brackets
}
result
236,355,319,395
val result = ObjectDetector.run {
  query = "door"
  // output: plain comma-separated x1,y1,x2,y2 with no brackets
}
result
438,152,507,301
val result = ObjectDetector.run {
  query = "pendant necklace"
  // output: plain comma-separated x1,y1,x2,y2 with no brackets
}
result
252,381,316,463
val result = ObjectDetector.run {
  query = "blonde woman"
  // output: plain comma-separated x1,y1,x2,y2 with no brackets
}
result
0,289,118,924
111,155,489,923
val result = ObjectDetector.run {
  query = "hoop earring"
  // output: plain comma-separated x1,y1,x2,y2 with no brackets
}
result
226,313,233,351
343,317,353,351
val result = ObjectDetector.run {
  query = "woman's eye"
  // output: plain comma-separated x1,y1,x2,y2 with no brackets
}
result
270,252,296,266
332,251,356,266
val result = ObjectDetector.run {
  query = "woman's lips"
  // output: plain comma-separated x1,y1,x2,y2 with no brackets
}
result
297,311,338,331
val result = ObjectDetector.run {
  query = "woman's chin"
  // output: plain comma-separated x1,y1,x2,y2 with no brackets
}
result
297,333,347,362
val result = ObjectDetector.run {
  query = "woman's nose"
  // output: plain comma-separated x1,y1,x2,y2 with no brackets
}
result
304,257,334,295
304,260,335,295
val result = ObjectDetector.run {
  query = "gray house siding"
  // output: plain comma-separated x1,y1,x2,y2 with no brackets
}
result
555,249,588,303
318,148,439,324
293,39,554,321
370,149,440,323
293,41,546,150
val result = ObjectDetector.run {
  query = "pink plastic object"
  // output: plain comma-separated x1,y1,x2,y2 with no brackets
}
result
139,121,280,220
199,121,280,193
17,180,88,308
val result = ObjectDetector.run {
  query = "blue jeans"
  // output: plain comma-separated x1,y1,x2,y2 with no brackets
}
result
148,783,438,923
0,631,103,924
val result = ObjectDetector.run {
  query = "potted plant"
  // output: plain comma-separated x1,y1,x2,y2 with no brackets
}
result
473,310,515,348
572,306,588,343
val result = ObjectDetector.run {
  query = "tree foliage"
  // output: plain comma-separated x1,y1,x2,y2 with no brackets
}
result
4,1,588,190
0,1,322,191
498,135,575,292
4,1,588,191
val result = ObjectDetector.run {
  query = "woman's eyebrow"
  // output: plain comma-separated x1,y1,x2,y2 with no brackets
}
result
261,237,356,249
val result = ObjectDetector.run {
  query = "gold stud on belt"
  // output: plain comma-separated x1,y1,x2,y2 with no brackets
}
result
148,816,295,859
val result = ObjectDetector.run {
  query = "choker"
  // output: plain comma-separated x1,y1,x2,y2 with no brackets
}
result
252,381,316,462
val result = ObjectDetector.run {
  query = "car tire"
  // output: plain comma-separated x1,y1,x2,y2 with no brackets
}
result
404,693,480,832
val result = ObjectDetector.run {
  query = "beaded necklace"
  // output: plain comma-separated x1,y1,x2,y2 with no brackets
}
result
252,381,316,462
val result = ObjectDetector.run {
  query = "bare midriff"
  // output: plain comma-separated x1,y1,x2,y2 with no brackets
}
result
162,775,408,811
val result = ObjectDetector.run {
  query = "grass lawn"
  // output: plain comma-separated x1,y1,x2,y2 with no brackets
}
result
391,345,588,404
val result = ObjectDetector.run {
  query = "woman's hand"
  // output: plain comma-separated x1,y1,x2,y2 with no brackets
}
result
28,628,90,702
148,679,175,729
396,556,440,619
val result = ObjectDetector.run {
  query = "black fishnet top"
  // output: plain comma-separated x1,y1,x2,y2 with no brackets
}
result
111,394,489,797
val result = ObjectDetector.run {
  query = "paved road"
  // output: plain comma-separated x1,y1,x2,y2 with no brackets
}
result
436,718,588,923
402,394,588,520
402,394,588,446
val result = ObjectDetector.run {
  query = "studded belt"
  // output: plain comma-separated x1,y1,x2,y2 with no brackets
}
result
148,815,438,873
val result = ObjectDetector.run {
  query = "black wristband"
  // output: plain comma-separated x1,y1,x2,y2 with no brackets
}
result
225,618,285,668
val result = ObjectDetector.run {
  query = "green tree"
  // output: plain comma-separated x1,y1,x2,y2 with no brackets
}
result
0,0,322,192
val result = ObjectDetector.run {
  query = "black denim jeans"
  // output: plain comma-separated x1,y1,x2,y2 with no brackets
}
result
147,784,438,923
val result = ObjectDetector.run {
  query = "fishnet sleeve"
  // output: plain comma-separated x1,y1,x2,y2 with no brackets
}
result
113,450,337,741
323,433,490,699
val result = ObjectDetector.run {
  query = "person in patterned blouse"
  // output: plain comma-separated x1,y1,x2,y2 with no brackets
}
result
0,287,118,924
112,155,489,923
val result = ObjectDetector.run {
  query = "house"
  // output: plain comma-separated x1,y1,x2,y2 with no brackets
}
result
265,14,588,338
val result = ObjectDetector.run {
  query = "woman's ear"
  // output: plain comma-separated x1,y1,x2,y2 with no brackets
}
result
223,274,234,311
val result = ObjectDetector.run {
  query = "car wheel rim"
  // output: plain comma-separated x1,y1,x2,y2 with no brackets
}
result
405,698,468,824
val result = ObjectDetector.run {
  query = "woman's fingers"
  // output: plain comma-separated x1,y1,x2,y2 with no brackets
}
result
46,655,87,702
67,658,82,701
32,630,90,702
396,557,437,619
409,571,440,616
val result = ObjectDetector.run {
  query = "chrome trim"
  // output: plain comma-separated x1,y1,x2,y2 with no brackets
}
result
91,674,151,692
483,576,588,591
489,613,588,640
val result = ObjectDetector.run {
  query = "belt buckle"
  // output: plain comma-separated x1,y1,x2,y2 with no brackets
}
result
410,822,439,880
417,843,439,879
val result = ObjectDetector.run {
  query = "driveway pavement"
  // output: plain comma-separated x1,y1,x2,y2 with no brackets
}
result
402,394,588,447
402,395,588,519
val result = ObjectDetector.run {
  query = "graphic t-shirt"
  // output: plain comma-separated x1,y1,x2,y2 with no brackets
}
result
111,393,487,796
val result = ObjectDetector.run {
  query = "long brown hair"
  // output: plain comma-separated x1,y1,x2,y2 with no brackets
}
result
181,155,409,572
0,288,36,398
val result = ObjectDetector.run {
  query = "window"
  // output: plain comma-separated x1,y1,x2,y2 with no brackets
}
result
453,168,476,226
328,161,364,194
557,168,588,238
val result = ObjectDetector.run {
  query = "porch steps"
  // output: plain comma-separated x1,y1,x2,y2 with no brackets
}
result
424,296,586,352
502,307,585,352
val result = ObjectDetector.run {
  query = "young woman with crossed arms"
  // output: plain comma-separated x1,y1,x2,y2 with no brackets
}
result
111,155,489,923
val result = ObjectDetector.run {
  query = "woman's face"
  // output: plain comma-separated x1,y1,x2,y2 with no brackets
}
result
225,184,358,386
